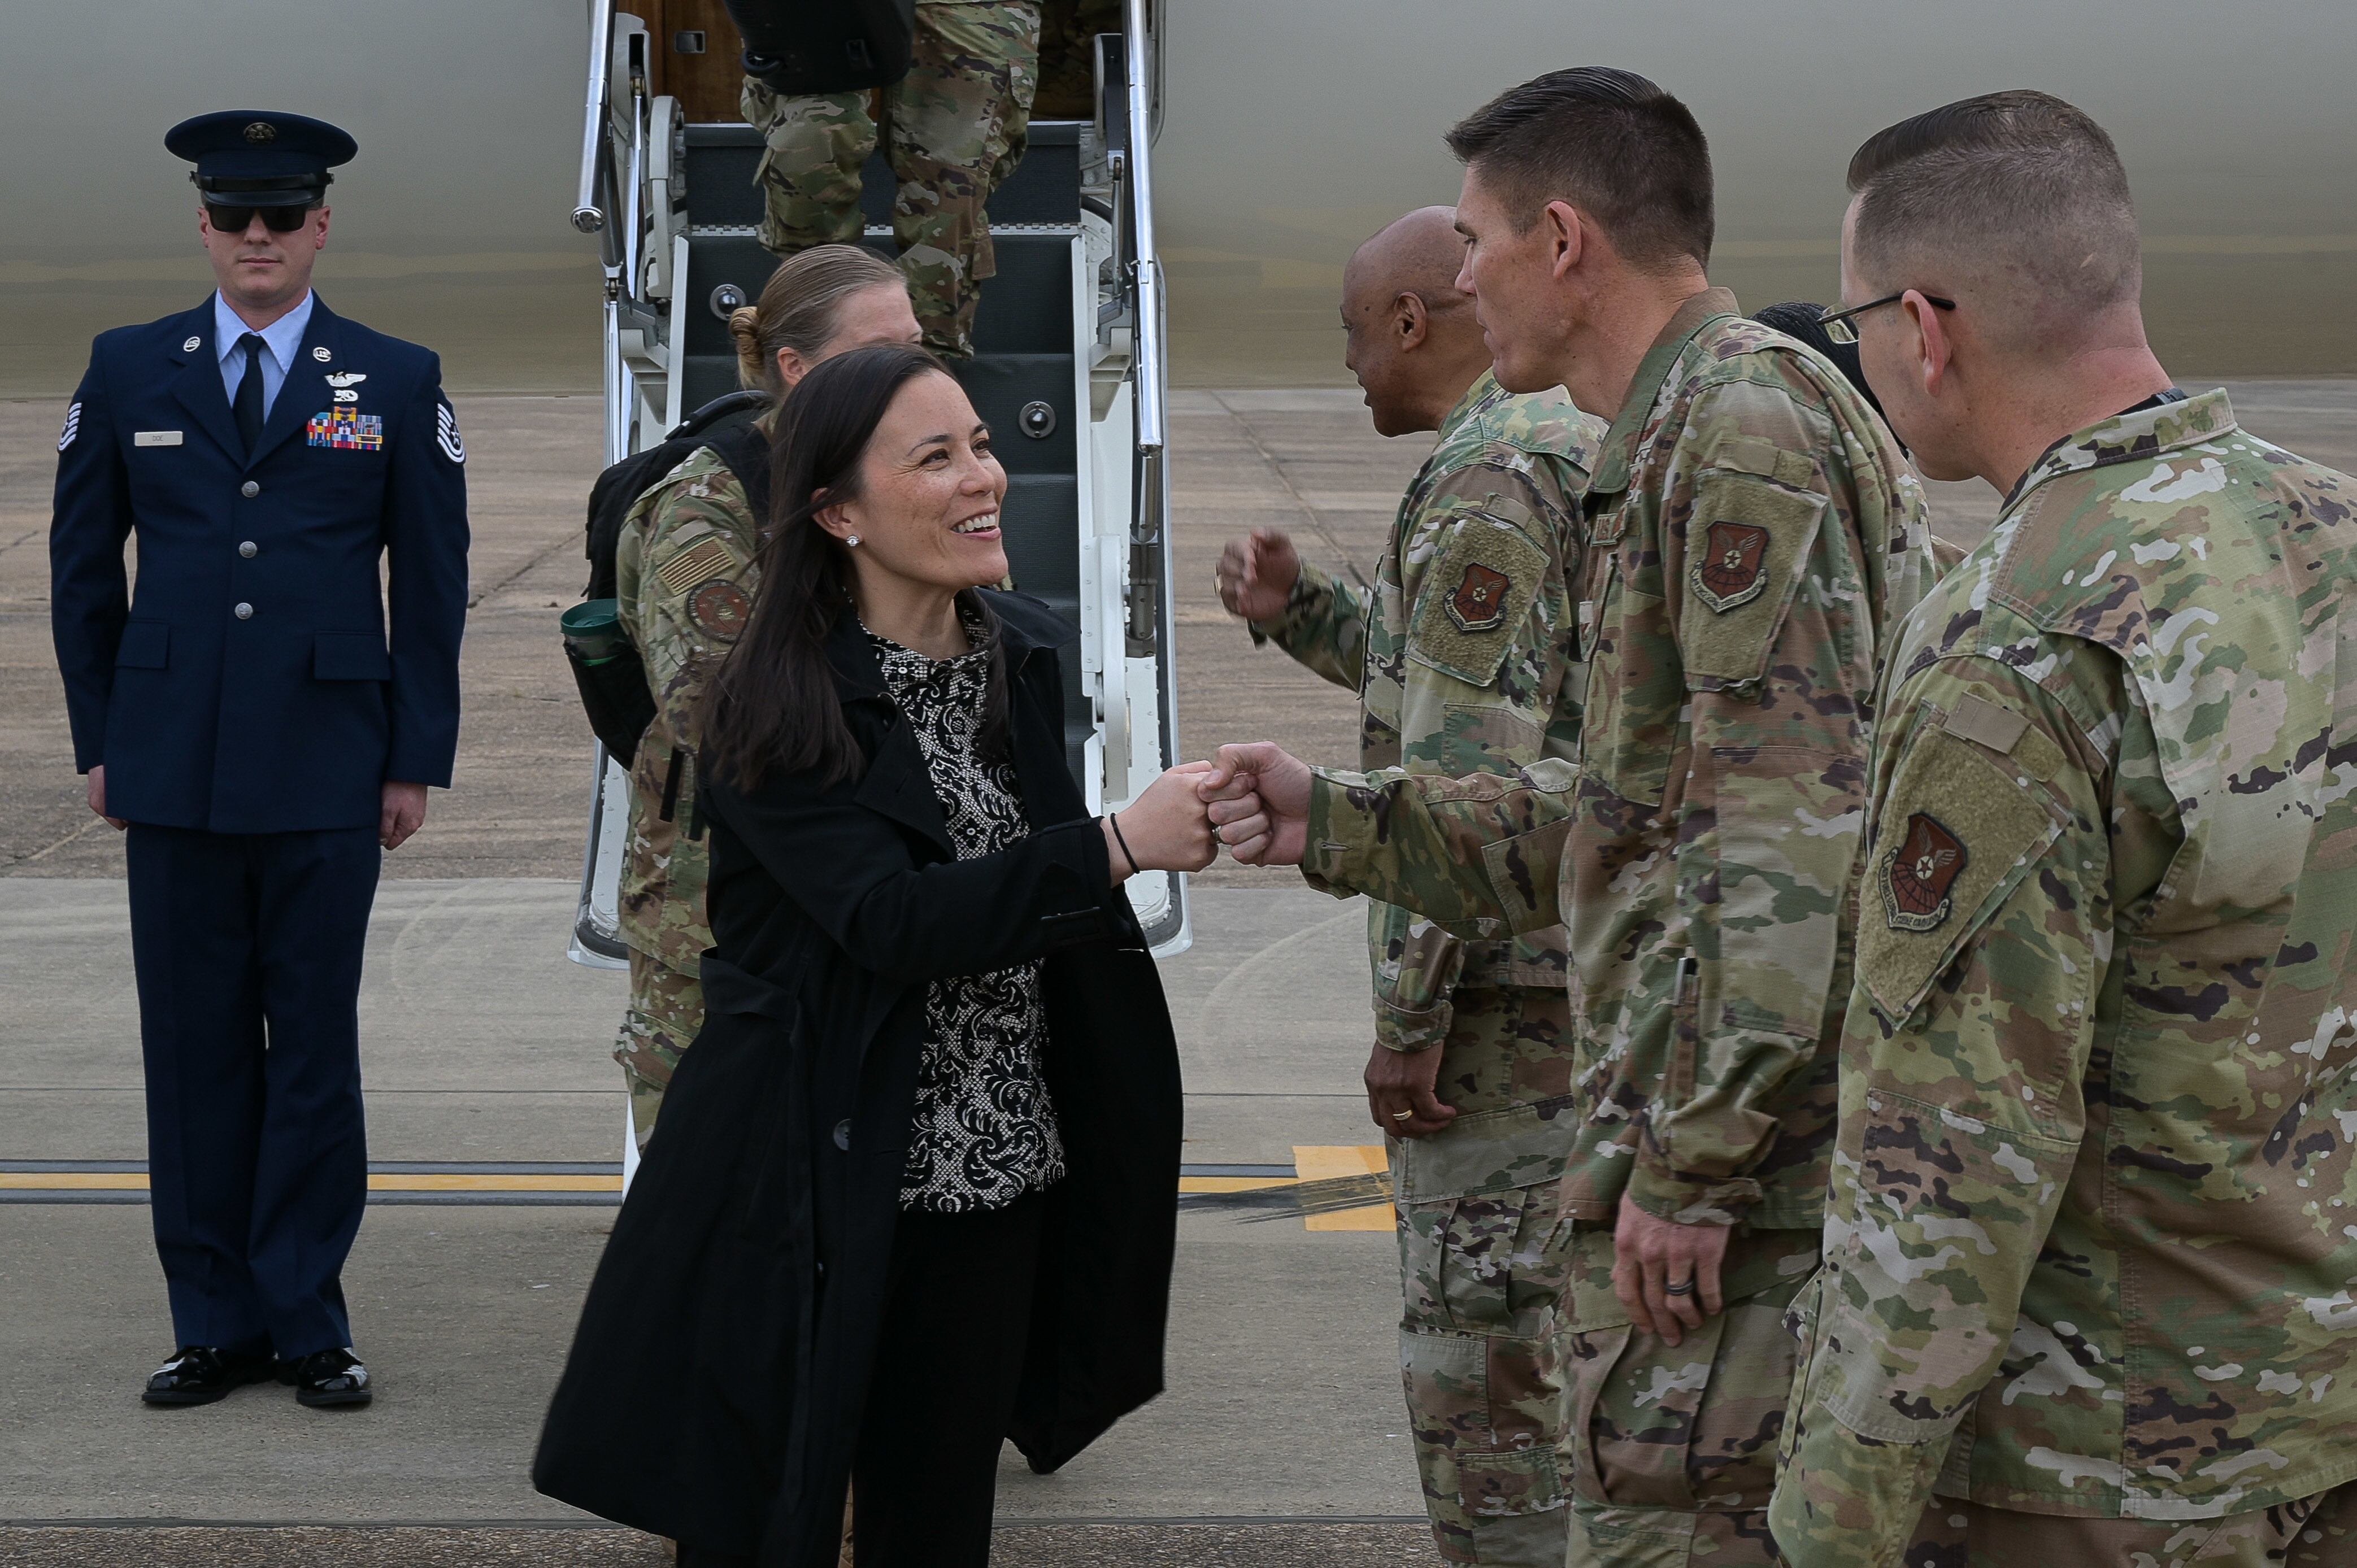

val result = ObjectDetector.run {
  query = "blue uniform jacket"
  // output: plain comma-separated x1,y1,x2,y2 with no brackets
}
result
50,295,469,834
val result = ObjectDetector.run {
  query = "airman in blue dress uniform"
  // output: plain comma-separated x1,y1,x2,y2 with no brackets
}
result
49,111,469,1410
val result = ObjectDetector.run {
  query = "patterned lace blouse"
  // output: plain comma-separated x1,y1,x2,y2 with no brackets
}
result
867,613,1066,1212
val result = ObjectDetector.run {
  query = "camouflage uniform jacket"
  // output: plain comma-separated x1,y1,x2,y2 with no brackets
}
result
615,445,760,970
1294,289,1934,1232
1251,370,1603,1050
1769,391,2357,1564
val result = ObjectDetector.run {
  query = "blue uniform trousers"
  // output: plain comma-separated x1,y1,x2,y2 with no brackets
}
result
124,822,380,1357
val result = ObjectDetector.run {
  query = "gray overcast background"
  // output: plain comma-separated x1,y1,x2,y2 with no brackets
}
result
5,0,2351,394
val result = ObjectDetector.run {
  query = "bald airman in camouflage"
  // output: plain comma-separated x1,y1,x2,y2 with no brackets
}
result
613,446,759,1147
1219,207,1603,1566
742,2,1039,360
1199,69,1934,1566
1765,91,2357,1568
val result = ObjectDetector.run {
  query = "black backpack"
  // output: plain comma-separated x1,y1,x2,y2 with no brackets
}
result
567,391,772,768
725,0,917,95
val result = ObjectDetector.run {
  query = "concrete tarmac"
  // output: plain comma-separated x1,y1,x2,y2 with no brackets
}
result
5,378,2351,1563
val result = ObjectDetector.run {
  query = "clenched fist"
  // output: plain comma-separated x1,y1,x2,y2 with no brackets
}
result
1213,528,1301,623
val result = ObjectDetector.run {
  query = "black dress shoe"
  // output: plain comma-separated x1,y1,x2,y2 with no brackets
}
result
277,1347,372,1408
142,1345,276,1406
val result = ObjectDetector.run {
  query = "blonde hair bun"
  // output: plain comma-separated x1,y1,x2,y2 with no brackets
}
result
732,245,907,398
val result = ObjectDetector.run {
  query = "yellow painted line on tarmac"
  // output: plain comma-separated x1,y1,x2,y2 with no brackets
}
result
0,1171,625,1194
367,1173,621,1193
1176,1175,1301,1194
0,1172,149,1191
1293,1144,1392,1232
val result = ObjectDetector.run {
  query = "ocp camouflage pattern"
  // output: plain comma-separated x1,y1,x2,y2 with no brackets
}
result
742,0,1040,359
1253,369,1601,1050
1297,289,1935,1238
1247,371,1599,1562
614,444,760,1047
1769,390,2357,1565
615,948,703,1149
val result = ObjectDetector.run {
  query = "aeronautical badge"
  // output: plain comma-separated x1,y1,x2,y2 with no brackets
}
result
58,402,81,452
687,578,752,642
1692,520,1771,612
435,402,465,464
1446,561,1512,633
1882,812,1967,933
326,371,367,405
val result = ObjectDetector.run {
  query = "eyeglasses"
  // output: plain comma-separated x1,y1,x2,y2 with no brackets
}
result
1817,292,1955,345
204,203,315,235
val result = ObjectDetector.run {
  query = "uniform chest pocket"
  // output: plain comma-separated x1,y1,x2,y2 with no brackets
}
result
1578,564,1677,810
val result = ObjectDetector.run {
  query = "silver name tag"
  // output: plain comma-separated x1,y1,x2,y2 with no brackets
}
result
134,430,184,447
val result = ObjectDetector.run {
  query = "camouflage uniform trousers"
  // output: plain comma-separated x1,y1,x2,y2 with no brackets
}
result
614,947,702,1151
1393,983,1580,1566
1559,1223,1819,1567
1889,1482,2357,1567
740,1,1041,359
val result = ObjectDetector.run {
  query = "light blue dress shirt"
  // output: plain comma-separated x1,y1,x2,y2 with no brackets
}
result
213,291,315,418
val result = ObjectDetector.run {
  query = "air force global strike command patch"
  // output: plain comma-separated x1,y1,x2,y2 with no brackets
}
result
686,579,752,642
1693,520,1771,612
1882,812,1965,933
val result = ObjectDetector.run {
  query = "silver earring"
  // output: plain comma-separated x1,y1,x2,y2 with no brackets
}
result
846,534,861,547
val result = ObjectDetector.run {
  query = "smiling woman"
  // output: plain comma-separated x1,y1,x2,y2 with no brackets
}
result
534,342,1216,1567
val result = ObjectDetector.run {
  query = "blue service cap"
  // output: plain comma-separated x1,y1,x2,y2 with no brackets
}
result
166,111,357,206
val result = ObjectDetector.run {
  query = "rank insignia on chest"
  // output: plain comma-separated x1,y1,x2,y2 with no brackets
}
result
1882,812,1967,933
1446,561,1513,633
307,406,384,450
1693,520,1771,612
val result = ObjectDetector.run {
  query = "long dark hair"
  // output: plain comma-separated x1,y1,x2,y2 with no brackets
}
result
700,342,1006,790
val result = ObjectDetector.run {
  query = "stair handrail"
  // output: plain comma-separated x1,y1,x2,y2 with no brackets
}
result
1120,0,1169,664
573,0,616,234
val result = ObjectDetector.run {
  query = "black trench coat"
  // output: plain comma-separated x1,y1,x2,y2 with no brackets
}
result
533,591,1182,1565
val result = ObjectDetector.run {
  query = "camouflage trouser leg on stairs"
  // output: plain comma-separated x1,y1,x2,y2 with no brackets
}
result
741,1,1041,359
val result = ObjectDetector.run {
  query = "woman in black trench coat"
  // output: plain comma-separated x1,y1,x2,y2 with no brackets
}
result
533,344,1214,1566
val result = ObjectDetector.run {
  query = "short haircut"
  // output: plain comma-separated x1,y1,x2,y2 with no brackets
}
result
1847,90,2139,317
1445,68,1713,271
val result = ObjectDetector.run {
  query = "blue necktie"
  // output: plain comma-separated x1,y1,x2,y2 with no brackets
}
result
234,333,268,454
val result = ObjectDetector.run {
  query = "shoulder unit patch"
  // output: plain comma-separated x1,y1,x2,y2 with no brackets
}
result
1447,561,1513,633
686,578,752,642
1882,812,1967,933
1693,520,1771,613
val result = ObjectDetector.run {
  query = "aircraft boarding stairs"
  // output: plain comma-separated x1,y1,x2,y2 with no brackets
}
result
564,3,1185,1023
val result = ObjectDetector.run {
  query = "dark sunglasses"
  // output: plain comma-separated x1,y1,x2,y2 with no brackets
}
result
205,203,315,235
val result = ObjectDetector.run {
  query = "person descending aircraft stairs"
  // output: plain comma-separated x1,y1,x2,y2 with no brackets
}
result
560,5,1184,1091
